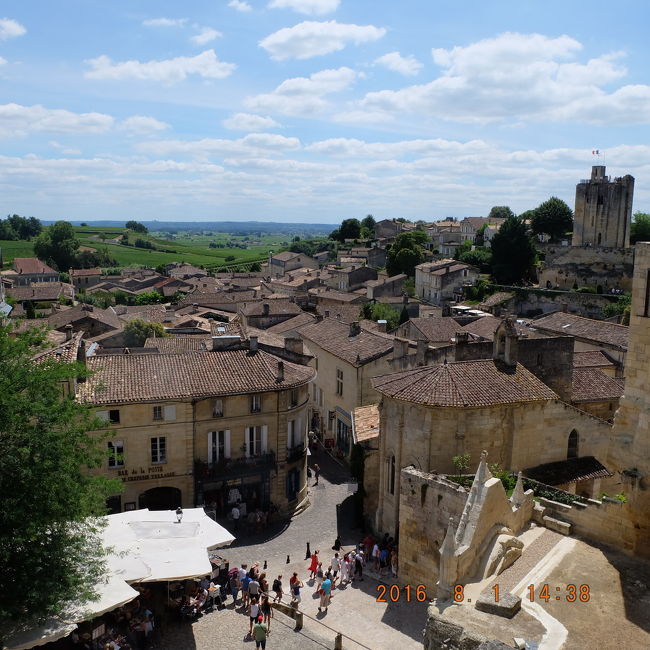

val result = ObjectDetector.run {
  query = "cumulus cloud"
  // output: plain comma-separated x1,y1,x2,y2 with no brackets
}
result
259,20,386,60
119,116,171,134
0,56,6,66
268,0,340,16
246,67,356,116
49,141,82,155
0,103,114,137
138,133,301,158
191,27,222,46
142,17,188,27
84,50,236,83
0,18,26,40
223,113,282,131
355,32,650,125
228,0,252,11
374,51,422,76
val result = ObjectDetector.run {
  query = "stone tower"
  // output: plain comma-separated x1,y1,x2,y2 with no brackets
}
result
606,242,650,557
572,165,634,248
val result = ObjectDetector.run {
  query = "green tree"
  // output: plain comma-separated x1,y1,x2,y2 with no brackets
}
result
459,248,492,273
531,197,573,241
0,325,119,635
33,221,80,272
134,291,163,305
631,212,650,244
490,216,537,285
125,220,148,234
360,214,376,238
487,206,515,220
453,240,472,260
330,218,361,242
452,453,471,478
359,302,401,330
386,232,425,277
123,318,167,347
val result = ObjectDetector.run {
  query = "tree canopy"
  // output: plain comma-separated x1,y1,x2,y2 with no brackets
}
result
0,215,42,241
33,221,80,272
123,318,167,347
0,325,119,635
330,218,361,242
125,220,148,234
530,197,573,241
386,232,426,277
359,302,401,330
490,216,537,284
487,206,515,220
631,212,650,244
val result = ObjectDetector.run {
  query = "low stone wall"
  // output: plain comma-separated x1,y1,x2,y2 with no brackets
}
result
423,607,515,650
536,495,638,552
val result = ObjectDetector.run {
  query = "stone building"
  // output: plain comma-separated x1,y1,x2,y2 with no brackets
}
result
77,335,315,516
604,241,650,558
325,265,377,292
371,321,612,536
572,165,634,248
70,268,102,291
1,257,60,286
239,299,304,329
269,251,317,277
415,259,479,306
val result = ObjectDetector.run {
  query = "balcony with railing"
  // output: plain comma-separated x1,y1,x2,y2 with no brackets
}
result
286,443,307,464
195,452,276,482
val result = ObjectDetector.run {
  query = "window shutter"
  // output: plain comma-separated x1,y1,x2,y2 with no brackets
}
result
245,427,251,457
97,410,109,422
261,425,268,453
208,432,215,465
163,405,176,421
287,420,293,449
224,430,231,459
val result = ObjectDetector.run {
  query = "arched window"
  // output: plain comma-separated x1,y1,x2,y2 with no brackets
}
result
390,455,395,495
567,430,579,459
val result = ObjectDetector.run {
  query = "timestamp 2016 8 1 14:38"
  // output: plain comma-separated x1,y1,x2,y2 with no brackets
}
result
453,583,591,603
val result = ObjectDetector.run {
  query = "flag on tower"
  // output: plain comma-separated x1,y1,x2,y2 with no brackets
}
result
592,150,600,155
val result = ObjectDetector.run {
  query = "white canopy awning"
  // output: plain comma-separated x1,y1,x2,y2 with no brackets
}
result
4,508,234,649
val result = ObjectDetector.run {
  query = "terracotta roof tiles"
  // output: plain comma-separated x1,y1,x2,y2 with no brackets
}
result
571,368,624,402
532,311,628,350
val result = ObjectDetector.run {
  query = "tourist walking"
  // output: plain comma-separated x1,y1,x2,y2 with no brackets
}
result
318,575,332,613
241,572,252,609
314,563,324,593
354,550,364,581
391,549,398,578
228,569,241,605
261,594,273,632
372,542,380,571
313,463,321,485
308,549,319,578
252,615,269,650
331,552,341,585
272,574,283,602
232,503,240,532
248,596,260,637
290,575,303,608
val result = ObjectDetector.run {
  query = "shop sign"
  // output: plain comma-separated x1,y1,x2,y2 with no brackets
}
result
117,465,176,482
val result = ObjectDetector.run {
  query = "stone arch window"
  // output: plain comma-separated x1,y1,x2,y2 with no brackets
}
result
567,430,579,459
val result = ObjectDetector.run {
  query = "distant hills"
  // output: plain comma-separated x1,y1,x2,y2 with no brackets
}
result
42,220,333,235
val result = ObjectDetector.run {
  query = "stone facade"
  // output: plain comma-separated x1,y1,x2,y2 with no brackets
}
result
572,165,634,248
604,241,650,558
415,260,479,306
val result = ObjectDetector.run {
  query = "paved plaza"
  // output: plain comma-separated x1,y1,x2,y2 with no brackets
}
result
155,447,428,650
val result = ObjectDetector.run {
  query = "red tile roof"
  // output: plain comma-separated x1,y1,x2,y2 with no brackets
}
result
353,405,379,443
13,257,57,275
78,349,315,404
372,359,557,407
572,350,616,369
532,312,628,350
571,368,624,402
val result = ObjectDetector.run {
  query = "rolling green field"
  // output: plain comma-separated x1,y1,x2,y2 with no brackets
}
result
1,226,292,271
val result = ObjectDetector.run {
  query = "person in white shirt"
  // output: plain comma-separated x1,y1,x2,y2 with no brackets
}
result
330,552,342,586
232,504,240,531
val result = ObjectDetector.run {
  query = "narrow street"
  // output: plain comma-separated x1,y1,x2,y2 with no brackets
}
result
157,446,428,650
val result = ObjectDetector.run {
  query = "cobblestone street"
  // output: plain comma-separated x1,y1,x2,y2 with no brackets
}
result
156,447,427,650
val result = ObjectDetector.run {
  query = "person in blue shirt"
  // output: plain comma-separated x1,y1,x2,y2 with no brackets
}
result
318,576,332,612
241,574,252,610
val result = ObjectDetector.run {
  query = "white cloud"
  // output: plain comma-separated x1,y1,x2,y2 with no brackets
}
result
84,50,236,83
119,116,171,134
49,141,82,155
259,20,386,60
268,0,340,16
0,56,6,66
142,17,188,27
191,27,222,46
374,51,422,76
138,133,301,158
228,0,252,12
246,67,356,116
0,18,26,40
355,32,650,125
223,113,282,131
0,103,114,137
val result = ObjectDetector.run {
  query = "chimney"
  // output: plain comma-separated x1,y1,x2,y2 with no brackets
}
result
277,361,285,382
416,339,427,364
211,335,241,351
285,337,303,355
64,324,73,341
376,319,387,333
249,336,258,352
192,303,199,314
392,338,408,360
456,331,469,346
349,321,361,337
263,303,270,315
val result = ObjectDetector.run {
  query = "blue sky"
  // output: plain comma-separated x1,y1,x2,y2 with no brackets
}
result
1,0,649,223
